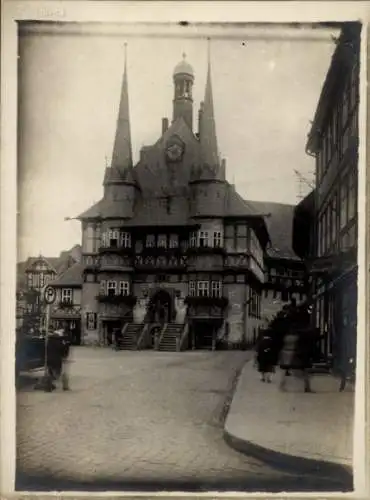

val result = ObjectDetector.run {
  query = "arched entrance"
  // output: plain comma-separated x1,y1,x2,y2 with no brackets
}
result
147,289,174,325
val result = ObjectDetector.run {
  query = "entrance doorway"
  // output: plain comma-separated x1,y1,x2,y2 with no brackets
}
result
191,321,216,350
147,289,174,325
104,320,122,346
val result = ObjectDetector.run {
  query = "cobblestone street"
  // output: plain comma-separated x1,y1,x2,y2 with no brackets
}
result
17,348,344,492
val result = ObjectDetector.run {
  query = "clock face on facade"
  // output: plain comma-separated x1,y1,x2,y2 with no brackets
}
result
165,137,185,162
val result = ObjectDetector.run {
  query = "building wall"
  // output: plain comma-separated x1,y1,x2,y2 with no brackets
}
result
81,282,99,343
225,283,246,344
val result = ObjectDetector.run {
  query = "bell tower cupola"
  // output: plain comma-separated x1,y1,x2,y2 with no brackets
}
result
172,53,194,131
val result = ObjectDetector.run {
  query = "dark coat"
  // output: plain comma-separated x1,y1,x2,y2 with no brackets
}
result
46,334,70,372
256,331,277,373
279,327,317,370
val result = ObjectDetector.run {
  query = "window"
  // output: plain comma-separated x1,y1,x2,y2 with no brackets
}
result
169,234,179,248
119,281,130,296
86,312,97,330
197,281,209,297
146,234,155,248
61,288,73,304
100,280,106,295
108,229,120,247
158,234,167,248
39,273,45,288
120,232,131,248
189,281,196,296
211,281,222,297
189,232,197,247
199,231,209,247
107,280,117,296
213,231,222,248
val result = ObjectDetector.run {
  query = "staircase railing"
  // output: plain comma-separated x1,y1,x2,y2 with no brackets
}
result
155,323,168,350
136,323,149,350
116,322,129,350
178,322,189,352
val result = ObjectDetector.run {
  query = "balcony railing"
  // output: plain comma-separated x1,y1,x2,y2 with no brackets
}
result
59,300,74,308
134,255,187,270
186,245,225,255
184,295,229,308
99,243,133,254
96,293,137,306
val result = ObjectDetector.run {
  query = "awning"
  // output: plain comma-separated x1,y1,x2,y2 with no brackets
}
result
312,264,357,299
307,247,357,276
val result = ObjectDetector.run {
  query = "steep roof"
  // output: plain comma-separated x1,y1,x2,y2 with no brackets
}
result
226,185,260,217
17,245,82,290
248,200,299,261
124,190,190,227
50,262,84,287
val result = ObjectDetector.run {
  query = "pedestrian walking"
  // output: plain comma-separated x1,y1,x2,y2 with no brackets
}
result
255,329,276,382
45,329,71,392
278,304,315,393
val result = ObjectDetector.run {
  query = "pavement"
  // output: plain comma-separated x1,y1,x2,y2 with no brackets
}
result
224,359,354,484
16,347,353,492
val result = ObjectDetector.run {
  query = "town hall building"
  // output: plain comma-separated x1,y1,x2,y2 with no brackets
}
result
76,48,271,350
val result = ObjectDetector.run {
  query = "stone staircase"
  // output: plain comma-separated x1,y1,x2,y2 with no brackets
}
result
117,323,142,350
157,323,184,352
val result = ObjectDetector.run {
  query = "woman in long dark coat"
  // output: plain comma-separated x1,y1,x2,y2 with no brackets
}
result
256,329,276,383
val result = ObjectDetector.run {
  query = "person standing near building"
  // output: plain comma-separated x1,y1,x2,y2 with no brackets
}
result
255,329,276,383
45,328,71,391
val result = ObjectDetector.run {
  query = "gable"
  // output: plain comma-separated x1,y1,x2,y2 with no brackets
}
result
134,117,201,193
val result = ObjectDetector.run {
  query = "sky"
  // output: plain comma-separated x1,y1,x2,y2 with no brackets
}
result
17,23,336,261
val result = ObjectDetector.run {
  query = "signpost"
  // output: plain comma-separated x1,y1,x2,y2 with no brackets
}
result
34,285,57,390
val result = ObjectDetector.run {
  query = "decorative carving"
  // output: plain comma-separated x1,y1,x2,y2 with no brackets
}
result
174,296,187,324
133,298,148,324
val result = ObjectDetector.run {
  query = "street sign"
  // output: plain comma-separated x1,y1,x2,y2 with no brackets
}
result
43,285,56,305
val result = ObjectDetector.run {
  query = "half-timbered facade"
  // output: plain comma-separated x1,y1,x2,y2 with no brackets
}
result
77,51,270,350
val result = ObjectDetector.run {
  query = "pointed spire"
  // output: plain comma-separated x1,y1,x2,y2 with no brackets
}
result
200,38,219,170
111,43,133,174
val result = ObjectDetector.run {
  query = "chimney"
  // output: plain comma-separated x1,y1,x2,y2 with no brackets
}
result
198,101,204,138
162,117,169,134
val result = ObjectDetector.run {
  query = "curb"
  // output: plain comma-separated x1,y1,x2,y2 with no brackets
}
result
223,426,353,484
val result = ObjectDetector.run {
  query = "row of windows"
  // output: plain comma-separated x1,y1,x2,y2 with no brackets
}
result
189,231,223,248
263,288,306,302
100,280,130,296
317,64,359,183
269,268,304,279
188,280,223,298
318,168,357,256
101,231,131,248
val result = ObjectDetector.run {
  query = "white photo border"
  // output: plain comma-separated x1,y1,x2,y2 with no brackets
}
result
1,1,369,498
